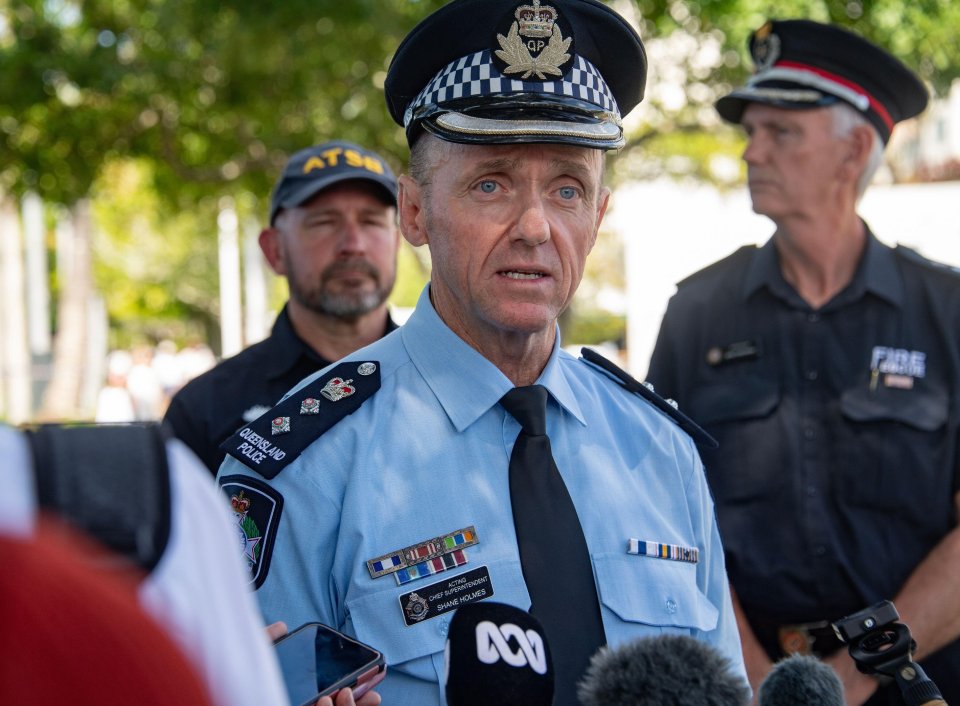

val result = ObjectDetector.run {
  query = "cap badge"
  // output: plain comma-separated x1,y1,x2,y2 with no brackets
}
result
300,397,320,415
495,0,572,80
320,376,356,402
753,22,781,72
270,416,291,436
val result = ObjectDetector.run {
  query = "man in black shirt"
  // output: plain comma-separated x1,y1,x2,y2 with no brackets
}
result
648,20,960,705
165,141,400,473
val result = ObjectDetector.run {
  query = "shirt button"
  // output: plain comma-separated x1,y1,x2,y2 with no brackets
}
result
803,427,816,440
808,313,821,323
439,619,449,636
665,598,678,614
806,485,817,497
806,370,819,381
814,545,827,556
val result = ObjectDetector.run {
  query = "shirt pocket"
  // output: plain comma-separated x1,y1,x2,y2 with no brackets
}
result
345,557,530,669
593,554,718,637
689,376,782,503
838,383,949,512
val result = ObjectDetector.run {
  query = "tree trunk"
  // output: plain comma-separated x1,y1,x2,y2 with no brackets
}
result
0,195,32,423
39,201,93,421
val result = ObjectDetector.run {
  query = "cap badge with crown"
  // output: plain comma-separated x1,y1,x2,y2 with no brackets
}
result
751,21,781,71
495,0,572,80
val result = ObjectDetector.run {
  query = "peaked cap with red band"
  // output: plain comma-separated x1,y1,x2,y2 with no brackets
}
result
716,19,928,144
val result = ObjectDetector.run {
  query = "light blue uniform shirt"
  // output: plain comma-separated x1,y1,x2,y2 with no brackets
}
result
218,286,745,704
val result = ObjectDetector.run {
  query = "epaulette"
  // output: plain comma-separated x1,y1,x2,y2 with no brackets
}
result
676,245,757,289
894,244,960,278
220,360,381,479
579,347,718,449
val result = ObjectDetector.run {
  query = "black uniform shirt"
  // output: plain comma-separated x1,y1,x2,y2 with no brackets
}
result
648,228,960,674
164,305,397,475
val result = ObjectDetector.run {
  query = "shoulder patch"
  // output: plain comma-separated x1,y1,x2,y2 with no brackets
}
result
219,475,283,590
579,347,718,449
219,360,381,479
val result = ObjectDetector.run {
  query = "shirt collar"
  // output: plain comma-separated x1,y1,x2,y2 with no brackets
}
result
264,304,319,379
400,286,586,432
265,304,400,380
741,223,904,309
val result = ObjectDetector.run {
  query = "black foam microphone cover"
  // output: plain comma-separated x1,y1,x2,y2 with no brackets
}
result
444,601,553,706
577,633,750,706
758,654,845,706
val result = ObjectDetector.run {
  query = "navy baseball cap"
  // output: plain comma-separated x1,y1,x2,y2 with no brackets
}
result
715,20,928,144
384,0,646,150
268,141,398,225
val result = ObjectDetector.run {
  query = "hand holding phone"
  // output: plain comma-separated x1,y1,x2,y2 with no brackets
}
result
273,622,385,706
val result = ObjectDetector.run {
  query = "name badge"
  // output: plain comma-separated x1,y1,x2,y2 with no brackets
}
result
399,566,494,626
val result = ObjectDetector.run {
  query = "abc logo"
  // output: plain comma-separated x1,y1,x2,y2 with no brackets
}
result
475,621,548,675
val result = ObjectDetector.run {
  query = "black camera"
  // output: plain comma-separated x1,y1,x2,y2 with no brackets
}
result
831,600,946,706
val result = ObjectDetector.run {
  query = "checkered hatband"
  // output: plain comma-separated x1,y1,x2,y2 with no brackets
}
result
403,49,620,128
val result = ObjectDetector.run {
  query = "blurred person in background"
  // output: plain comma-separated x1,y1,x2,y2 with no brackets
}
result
164,140,401,474
95,349,136,422
647,20,960,704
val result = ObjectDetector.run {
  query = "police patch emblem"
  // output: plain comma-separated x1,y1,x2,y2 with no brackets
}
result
219,475,284,589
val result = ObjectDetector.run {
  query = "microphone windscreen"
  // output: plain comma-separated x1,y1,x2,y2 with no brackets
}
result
577,633,750,706
444,601,553,706
758,654,844,706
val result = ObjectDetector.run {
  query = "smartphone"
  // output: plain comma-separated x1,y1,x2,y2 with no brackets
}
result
273,622,386,705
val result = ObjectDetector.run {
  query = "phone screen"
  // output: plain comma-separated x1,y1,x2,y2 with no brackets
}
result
274,622,384,706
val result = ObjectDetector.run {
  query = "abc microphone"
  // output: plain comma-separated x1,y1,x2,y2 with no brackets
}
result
444,601,554,706
576,633,750,706
757,654,844,706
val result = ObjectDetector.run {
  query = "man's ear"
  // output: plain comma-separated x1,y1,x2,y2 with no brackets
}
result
258,227,286,276
398,175,428,247
840,124,876,184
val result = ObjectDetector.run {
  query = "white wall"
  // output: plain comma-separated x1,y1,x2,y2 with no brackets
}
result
611,180,960,378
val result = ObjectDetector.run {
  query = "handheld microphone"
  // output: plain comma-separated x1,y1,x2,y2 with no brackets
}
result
444,601,553,706
576,633,750,706
757,654,844,706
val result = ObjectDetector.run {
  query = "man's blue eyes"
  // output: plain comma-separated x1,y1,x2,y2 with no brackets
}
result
475,182,578,198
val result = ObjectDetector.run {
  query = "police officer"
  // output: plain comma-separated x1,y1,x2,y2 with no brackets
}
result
647,20,960,704
165,141,401,474
217,2,745,704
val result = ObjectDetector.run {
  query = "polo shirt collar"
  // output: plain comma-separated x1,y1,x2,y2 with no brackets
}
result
741,222,904,309
265,303,401,380
263,304,324,380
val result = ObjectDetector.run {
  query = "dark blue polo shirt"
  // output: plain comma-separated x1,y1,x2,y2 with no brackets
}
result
164,304,397,475
648,227,960,701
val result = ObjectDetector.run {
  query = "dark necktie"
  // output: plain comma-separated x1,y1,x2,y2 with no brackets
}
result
500,385,606,704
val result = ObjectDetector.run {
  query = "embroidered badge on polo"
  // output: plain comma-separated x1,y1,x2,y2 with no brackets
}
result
366,526,479,583
220,361,381,479
219,475,284,589
869,345,926,391
627,538,699,564
399,566,494,626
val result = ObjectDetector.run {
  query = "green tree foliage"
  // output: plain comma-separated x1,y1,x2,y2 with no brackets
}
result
2,0,958,345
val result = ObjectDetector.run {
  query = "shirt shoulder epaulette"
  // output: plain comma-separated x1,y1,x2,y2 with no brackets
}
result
219,360,381,479
676,244,757,289
579,347,718,449
894,244,960,279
